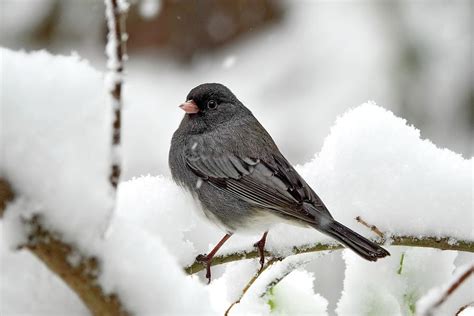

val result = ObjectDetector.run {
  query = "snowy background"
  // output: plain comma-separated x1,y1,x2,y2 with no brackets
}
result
1,0,472,315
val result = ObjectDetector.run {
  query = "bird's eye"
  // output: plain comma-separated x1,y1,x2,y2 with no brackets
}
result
207,100,217,109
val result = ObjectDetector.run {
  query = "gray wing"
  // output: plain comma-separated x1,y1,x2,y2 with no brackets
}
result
185,151,333,224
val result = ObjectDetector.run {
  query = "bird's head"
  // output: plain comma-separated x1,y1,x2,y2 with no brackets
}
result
179,83,251,131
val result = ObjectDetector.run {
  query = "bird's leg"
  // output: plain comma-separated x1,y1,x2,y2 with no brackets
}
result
253,231,268,271
196,233,232,283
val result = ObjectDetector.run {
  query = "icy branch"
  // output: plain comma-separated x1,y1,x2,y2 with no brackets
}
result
184,236,474,275
104,0,128,189
0,179,129,315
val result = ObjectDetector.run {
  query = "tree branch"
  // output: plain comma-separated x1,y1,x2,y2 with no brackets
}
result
0,179,129,315
105,0,128,189
184,236,474,275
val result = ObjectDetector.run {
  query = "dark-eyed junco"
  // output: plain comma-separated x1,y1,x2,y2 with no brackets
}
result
169,83,389,282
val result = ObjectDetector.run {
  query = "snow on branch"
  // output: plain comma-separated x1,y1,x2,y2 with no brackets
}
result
225,255,314,315
184,235,474,275
0,179,129,315
105,0,129,189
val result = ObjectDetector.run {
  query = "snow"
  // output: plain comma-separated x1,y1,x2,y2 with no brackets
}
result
270,270,328,316
112,175,200,265
0,48,113,254
138,0,161,19
100,215,215,315
1,48,472,314
0,222,89,315
298,103,473,241
337,248,458,315
228,253,324,315
222,56,237,69
416,264,474,316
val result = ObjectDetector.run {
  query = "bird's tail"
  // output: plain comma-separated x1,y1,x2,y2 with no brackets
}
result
315,219,390,261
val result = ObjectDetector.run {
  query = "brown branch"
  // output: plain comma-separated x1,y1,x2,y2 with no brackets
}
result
185,236,474,275
0,179,129,315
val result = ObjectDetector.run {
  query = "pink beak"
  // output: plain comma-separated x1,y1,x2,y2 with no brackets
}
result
179,100,199,114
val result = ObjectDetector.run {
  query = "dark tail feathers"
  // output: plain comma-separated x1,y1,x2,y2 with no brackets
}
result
317,220,390,261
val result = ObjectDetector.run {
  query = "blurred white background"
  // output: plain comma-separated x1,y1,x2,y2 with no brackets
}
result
1,0,472,180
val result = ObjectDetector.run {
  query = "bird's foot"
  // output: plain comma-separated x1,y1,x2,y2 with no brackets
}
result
253,231,268,271
196,253,213,283
196,233,233,284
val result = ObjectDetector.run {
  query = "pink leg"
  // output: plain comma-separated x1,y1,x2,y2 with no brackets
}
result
254,231,268,271
196,233,232,283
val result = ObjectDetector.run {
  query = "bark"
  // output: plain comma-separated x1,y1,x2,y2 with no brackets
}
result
0,179,129,315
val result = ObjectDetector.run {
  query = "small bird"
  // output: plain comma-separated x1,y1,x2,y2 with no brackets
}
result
169,83,389,282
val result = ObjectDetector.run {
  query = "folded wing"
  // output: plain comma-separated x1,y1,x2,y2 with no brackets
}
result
185,152,333,224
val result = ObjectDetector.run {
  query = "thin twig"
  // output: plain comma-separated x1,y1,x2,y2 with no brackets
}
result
424,265,474,315
224,257,281,316
258,255,315,299
455,302,474,316
225,254,316,315
355,215,384,238
104,0,128,189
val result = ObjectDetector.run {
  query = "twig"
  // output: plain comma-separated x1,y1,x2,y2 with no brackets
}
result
422,265,474,316
225,254,316,315
258,255,315,298
0,178,128,315
355,215,384,238
104,0,128,189
397,252,405,275
224,257,281,316
184,236,474,275
455,302,474,316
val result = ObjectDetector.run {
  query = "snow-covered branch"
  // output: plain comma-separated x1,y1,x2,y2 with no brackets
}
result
184,236,474,275
224,257,281,316
417,264,474,316
105,0,128,189
0,179,129,315
225,255,314,315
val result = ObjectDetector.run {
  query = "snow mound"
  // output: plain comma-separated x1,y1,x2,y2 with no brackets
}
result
298,102,472,241
1,48,113,252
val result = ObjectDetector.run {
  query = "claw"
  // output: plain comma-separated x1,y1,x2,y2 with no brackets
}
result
196,233,232,284
254,231,268,271
196,253,213,283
